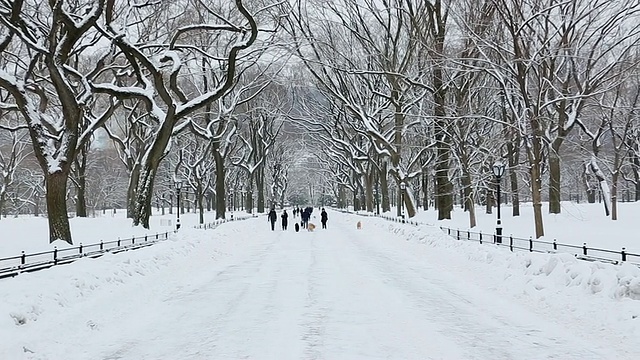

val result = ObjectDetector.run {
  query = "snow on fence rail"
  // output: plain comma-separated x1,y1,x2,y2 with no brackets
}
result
335,208,640,267
193,213,256,229
0,232,170,279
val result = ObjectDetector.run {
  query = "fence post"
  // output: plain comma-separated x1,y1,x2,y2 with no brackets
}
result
583,243,587,256
457,229,460,240
621,247,627,262
479,233,483,244
100,241,104,251
467,230,470,241
553,239,557,251
509,235,513,252
53,247,58,264
79,243,83,256
529,237,533,252
117,238,121,247
132,236,135,245
21,251,25,266
145,235,148,242
448,228,451,236
156,233,159,240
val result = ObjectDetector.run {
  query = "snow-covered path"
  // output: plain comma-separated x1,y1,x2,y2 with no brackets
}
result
2,211,638,359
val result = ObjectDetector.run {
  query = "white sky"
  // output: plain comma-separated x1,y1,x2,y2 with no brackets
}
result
0,203,639,359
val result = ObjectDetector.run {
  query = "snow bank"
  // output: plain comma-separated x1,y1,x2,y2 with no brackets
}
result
385,222,640,301
0,225,224,335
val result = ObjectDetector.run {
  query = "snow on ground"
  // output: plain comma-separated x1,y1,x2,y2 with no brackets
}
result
1,209,639,359
0,210,236,258
386,201,640,254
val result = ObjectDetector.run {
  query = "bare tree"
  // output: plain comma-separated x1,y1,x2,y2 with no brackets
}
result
92,0,261,228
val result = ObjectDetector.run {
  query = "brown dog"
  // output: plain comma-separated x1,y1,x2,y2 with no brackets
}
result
308,223,316,232
356,221,362,230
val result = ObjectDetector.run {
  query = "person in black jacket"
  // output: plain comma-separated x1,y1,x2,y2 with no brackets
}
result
268,207,277,231
320,208,328,229
281,209,289,230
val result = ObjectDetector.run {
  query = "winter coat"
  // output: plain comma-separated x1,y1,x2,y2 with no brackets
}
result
268,209,277,222
321,210,328,223
281,211,289,225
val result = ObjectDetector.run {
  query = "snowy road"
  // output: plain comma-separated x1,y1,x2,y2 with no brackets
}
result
3,211,637,359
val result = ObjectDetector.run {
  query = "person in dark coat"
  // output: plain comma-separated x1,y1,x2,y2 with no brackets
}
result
268,208,277,231
320,208,328,229
281,209,289,230
301,208,309,229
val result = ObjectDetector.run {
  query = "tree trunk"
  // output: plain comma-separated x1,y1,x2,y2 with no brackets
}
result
612,171,618,220
509,162,520,216
548,141,562,214
213,149,226,219
197,182,204,224
46,171,72,244
0,194,5,220
530,151,545,238
257,166,265,213
127,164,141,219
365,171,373,212
422,172,429,210
461,171,476,228
380,162,390,212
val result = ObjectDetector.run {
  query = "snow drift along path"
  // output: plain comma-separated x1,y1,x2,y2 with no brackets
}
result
2,211,637,359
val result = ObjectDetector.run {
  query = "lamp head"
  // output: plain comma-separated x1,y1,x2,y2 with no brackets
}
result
175,178,183,190
492,160,506,178
400,182,406,190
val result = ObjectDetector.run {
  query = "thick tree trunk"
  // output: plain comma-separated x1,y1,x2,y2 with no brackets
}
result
76,180,87,217
257,166,265,213
214,150,226,219
46,171,73,244
380,162,390,212
133,166,157,229
365,172,374,212
127,165,141,219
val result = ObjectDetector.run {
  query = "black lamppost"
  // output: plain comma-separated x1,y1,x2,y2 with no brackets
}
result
240,187,245,211
175,178,183,230
400,182,406,223
493,160,506,243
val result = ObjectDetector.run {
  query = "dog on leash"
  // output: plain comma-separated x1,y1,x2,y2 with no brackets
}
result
356,221,362,230
308,223,316,232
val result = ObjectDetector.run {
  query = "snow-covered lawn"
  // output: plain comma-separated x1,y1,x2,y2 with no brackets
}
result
388,201,640,254
0,210,639,359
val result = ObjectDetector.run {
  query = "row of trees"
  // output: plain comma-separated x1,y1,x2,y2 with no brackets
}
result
283,0,640,238
2,0,640,244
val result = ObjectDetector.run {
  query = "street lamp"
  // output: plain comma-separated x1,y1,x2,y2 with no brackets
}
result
399,182,406,223
175,178,183,230
492,160,506,244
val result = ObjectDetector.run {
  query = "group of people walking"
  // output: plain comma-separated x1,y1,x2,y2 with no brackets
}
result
267,206,328,231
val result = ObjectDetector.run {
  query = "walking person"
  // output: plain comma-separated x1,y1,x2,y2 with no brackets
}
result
320,208,328,229
268,207,277,231
281,209,289,230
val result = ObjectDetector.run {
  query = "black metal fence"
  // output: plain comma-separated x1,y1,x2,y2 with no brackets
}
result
193,213,256,229
0,232,170,279
441,227,640,266
336,209,640,267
